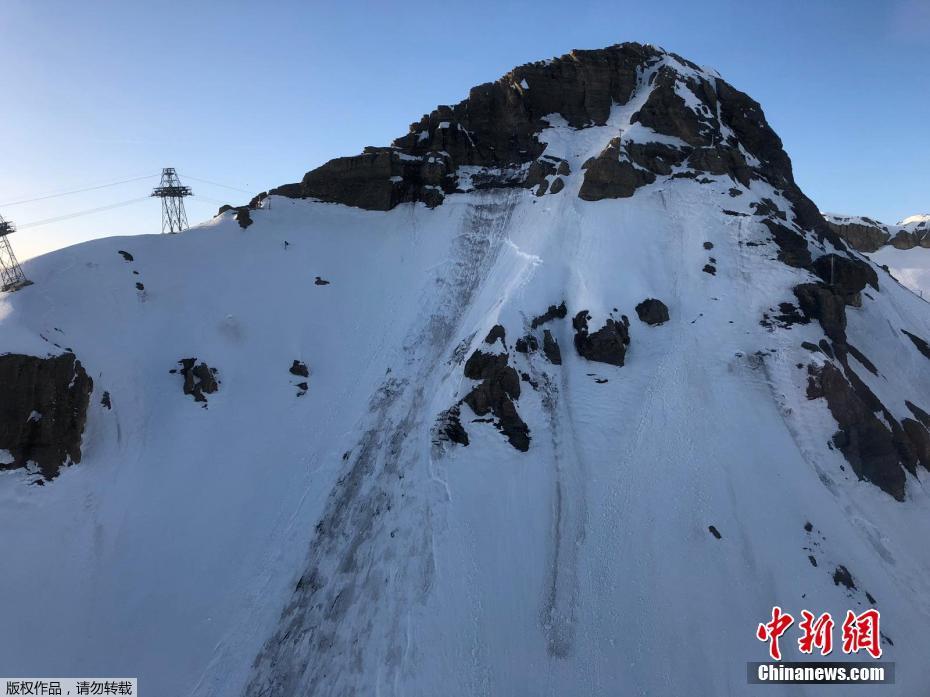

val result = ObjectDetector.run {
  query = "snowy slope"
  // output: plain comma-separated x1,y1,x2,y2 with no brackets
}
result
2,46,930,697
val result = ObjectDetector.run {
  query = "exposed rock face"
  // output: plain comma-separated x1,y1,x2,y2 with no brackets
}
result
635,298,669,325
254,44,661,210
763,220,812,268
236,209,253,229
823,213,930,252
542,330,562,365
579,138,656,200
243,42,837,229
631,66,716,146
484,325,506,346
177,359,219,403
531,302,567,329
823,216,890,253
902,329,930,360
573,311,630,366
289,360,309,378
0,352,93,479
811,254,878,297
806,361,907,501
793,283,848,343
436,405,469,447
462,350,529,451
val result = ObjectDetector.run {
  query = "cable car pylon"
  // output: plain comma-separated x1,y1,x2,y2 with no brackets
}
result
151,168,192,234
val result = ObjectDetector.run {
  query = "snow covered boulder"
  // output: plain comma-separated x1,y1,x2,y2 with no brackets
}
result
0,352,93,480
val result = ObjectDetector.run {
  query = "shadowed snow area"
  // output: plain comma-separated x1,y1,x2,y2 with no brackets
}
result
1,45,930,697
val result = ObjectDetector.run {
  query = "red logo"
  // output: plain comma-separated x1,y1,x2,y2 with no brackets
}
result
756,607,882,659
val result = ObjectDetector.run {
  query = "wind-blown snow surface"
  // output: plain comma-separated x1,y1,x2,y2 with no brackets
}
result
3,81,930,697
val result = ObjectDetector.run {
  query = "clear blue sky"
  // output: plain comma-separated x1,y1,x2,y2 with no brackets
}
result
2,0,928,260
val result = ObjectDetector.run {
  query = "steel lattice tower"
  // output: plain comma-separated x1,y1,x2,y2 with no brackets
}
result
0,215,29,292
152,168,192,234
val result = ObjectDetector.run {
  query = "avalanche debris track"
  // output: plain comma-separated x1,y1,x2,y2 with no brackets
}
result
244,191,518,696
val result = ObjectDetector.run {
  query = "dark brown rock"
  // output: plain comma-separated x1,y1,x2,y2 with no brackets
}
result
824,217,890,253
578,138,655,200
437,405,469,446
531,302,567,328
832,565,856,590
235,208,253,229
0,352,93,479
484,325,506,346
542,330,562,365
687,146,751,186
462,350,528,451
515,335,538,353
902,418,930,471
807,361,906,500
290,360,310,378
631,67,715,146
793,283,847,343
573,311,630,366
811,254,878,295
178,358,219,403
635,298,669,325
902,329,930,360
763,220,812,268
625,141,688,175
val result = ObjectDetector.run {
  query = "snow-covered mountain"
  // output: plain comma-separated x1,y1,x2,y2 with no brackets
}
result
823,211,930,252
3,43,930,696
823,213,930,297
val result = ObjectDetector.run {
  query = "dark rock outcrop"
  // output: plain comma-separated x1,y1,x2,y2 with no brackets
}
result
531,302,567,329
0,352,93,479
832,565,856,590
579,138,655,200
902,329,930,361
178,359,219,403
436,405,469,446
824,217,890,253
763,220,812,269
462,350,529,451
573,311,630,366
631,66,715,146
484,325,506,346
811,254,878,297
793,283,847,343
806,361,906,501
290,360,310,378
635,298,669,325
542,330,562,365
236,208,253,229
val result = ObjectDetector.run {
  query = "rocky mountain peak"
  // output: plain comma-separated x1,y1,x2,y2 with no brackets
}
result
246,43,833,249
